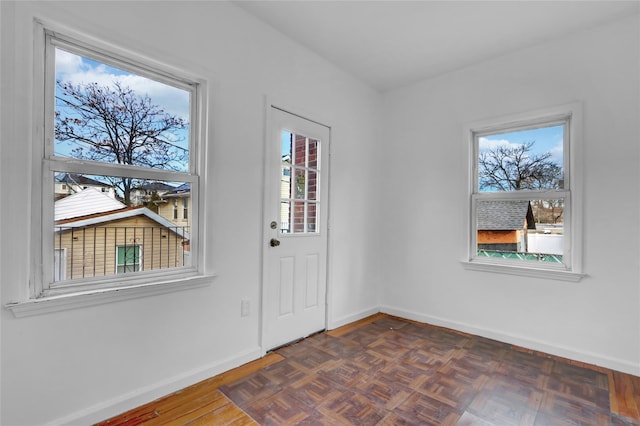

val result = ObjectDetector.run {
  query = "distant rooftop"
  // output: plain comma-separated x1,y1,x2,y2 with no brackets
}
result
135,181,177,192
55,173,111,187
163,183,190,198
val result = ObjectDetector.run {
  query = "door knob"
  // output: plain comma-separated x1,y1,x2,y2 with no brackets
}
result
270,238,281,247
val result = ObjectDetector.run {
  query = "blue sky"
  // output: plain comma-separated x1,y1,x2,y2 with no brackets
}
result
282,131,292,158
479,125,564,167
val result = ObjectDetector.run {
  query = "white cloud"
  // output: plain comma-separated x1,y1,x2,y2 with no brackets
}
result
549,141,564,165
55,49,84,74
478,137,523,152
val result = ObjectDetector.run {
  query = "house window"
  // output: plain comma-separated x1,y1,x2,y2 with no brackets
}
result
466,104,583,280
116,245,142,274
183,198,188,220
173,200,179,220
36,27,203,298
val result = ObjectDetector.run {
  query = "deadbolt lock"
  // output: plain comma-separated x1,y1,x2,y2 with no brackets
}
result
270,221,278,230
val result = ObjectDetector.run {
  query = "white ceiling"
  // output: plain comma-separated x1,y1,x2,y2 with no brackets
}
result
233,1,639,92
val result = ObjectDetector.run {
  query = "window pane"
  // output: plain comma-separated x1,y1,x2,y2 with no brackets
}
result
476,199,564,263
280,201,291,233
294,134,306,166
307,203,318,232
282,131,292,161
54,48,190,172
53,173,191,282
308,170,318,201
308,139,319,169
478,125,564,192
117,245,141,274
293,201,305,233
294,169,306,199
281,166,291,201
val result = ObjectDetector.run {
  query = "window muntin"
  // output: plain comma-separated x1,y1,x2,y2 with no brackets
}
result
470,114,574,271
41,30,200,296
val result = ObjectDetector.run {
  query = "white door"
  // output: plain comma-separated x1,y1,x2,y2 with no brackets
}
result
262,106,330,351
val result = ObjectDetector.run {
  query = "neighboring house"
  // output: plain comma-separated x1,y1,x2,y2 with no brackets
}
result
157,183,191,228
477,200,536,253
130,181,177,208
54,173,115,200
54,189,190,282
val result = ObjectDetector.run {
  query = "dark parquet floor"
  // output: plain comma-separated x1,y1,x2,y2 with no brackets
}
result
219,316,638,425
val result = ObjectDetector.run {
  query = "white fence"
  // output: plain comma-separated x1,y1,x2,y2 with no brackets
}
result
528,233,563,255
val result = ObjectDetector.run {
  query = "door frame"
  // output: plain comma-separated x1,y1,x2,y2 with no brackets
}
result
259,98,332,355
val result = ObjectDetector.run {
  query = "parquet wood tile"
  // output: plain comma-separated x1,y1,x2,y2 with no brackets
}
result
98,314,640,425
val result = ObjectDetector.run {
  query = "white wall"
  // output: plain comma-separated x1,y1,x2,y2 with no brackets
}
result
379,14,640,376
0,1,380,424
3,2,639,425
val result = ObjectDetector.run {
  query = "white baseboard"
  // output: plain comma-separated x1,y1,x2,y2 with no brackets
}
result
328,306,380,330
381,305,640,377
48,347,263,426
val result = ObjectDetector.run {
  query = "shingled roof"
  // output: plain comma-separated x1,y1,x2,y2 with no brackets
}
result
477,200,536,231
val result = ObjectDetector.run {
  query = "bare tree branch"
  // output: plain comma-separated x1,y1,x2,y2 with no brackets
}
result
55,80,188,204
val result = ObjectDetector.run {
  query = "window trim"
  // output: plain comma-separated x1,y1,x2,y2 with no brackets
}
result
5,20,214,317
462,103,584,282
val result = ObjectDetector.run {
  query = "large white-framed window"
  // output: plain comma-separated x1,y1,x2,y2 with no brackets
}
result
463,104,583,281
9,22,211,315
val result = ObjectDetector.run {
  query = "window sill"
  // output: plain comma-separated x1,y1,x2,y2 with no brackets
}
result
461,260,585,282
5,274,216,318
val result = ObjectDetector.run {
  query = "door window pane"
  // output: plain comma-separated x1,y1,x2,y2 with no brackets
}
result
293,201,305,233
308,170,318,201
307,203,318,232
294,169,306,199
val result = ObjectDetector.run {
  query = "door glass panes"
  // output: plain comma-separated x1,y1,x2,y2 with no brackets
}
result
280,131,321,234
476,198,564,263
54,48,190,172
477,124,564,192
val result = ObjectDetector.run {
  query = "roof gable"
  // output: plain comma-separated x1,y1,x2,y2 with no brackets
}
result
477,200,536,231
